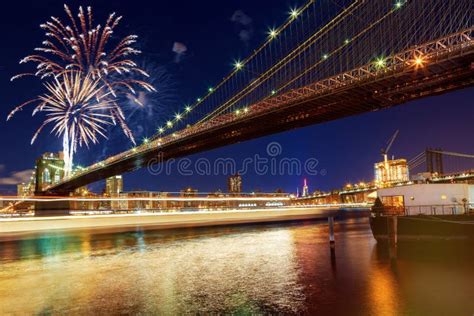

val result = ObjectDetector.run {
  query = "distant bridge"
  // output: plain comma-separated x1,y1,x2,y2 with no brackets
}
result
409,149,474,178
42,0,473,195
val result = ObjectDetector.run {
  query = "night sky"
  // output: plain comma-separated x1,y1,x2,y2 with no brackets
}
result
0,0,472,194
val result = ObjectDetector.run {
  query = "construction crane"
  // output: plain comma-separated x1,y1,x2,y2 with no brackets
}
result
375,130,400,186
381,130,399,163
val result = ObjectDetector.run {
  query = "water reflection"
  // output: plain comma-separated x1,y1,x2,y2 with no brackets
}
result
0,219,473,315
368,260,400,316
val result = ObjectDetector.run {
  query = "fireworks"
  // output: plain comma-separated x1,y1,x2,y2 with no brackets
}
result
12,5,155,96
8,71,122,177
8,5,157,177
120,62,177,136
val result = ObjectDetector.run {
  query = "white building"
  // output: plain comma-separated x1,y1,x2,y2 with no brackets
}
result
376,183,473,215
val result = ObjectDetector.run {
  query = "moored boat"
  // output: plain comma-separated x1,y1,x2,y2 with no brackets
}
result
370,183,474,242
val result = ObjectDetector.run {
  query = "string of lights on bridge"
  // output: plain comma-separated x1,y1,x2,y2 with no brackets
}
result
54,0,428,180
141,0,411,146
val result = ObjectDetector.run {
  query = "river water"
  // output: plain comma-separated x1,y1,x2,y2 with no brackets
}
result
0,218,473,315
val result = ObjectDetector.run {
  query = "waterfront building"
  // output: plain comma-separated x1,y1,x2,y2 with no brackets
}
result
181,187,199,208
293,191,341,205
228,174,242,193
69,189,101,211
206,190,229,209
374,158,409,187
35,152,65,192
74,186,90,196
125,191,153,210
17,183,32,197
118,191,170,211
17,170,36,197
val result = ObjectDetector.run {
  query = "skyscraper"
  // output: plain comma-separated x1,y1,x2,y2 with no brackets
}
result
106,175,123,210
106,175,123,196
228,174,242,193
302,178,309,197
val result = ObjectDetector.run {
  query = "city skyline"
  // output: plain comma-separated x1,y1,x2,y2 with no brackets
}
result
1,2,473,315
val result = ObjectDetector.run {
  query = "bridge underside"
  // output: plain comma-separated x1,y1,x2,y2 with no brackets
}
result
46,47,474,195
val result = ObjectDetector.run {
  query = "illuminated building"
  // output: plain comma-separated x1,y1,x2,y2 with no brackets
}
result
374,158,409,187
106,175,123,196
35,152,65,192
292,191,338,205
114,191,170,211
17,170,36,197
106,175,123,210
17,184,24,197
74,186,90,196
69,187,98,211
302,179,309,197
181,187,199,208
228,174,242,194
17,181,34,197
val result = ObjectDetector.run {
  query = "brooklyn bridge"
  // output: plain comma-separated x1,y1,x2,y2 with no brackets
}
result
42,0,473,195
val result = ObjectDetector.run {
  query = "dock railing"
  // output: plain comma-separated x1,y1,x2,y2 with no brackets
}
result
373,203,474,217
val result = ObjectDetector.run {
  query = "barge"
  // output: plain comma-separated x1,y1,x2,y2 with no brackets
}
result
370,183,474,242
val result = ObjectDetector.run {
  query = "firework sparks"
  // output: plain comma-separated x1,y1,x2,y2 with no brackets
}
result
8,71,122,177
11,4,155,97
122,63,177,132
95,62,178,160
8,5,157,176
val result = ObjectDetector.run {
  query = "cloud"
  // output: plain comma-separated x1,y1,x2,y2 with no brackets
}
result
0,168,34,186
231,10,254,45
172,42,188,63
231,10,253,26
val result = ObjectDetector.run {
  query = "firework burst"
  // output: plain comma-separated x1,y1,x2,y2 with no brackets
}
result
8,5,158,175
12,5,154,93
95,62,178,160
12,5,155,97
121,62,178,133
8,71,120,177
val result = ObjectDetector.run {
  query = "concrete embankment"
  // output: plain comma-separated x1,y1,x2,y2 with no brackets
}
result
0,207,343,237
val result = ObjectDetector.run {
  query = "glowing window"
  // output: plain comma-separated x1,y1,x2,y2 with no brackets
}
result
43,169,51,184
54,172,61,184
